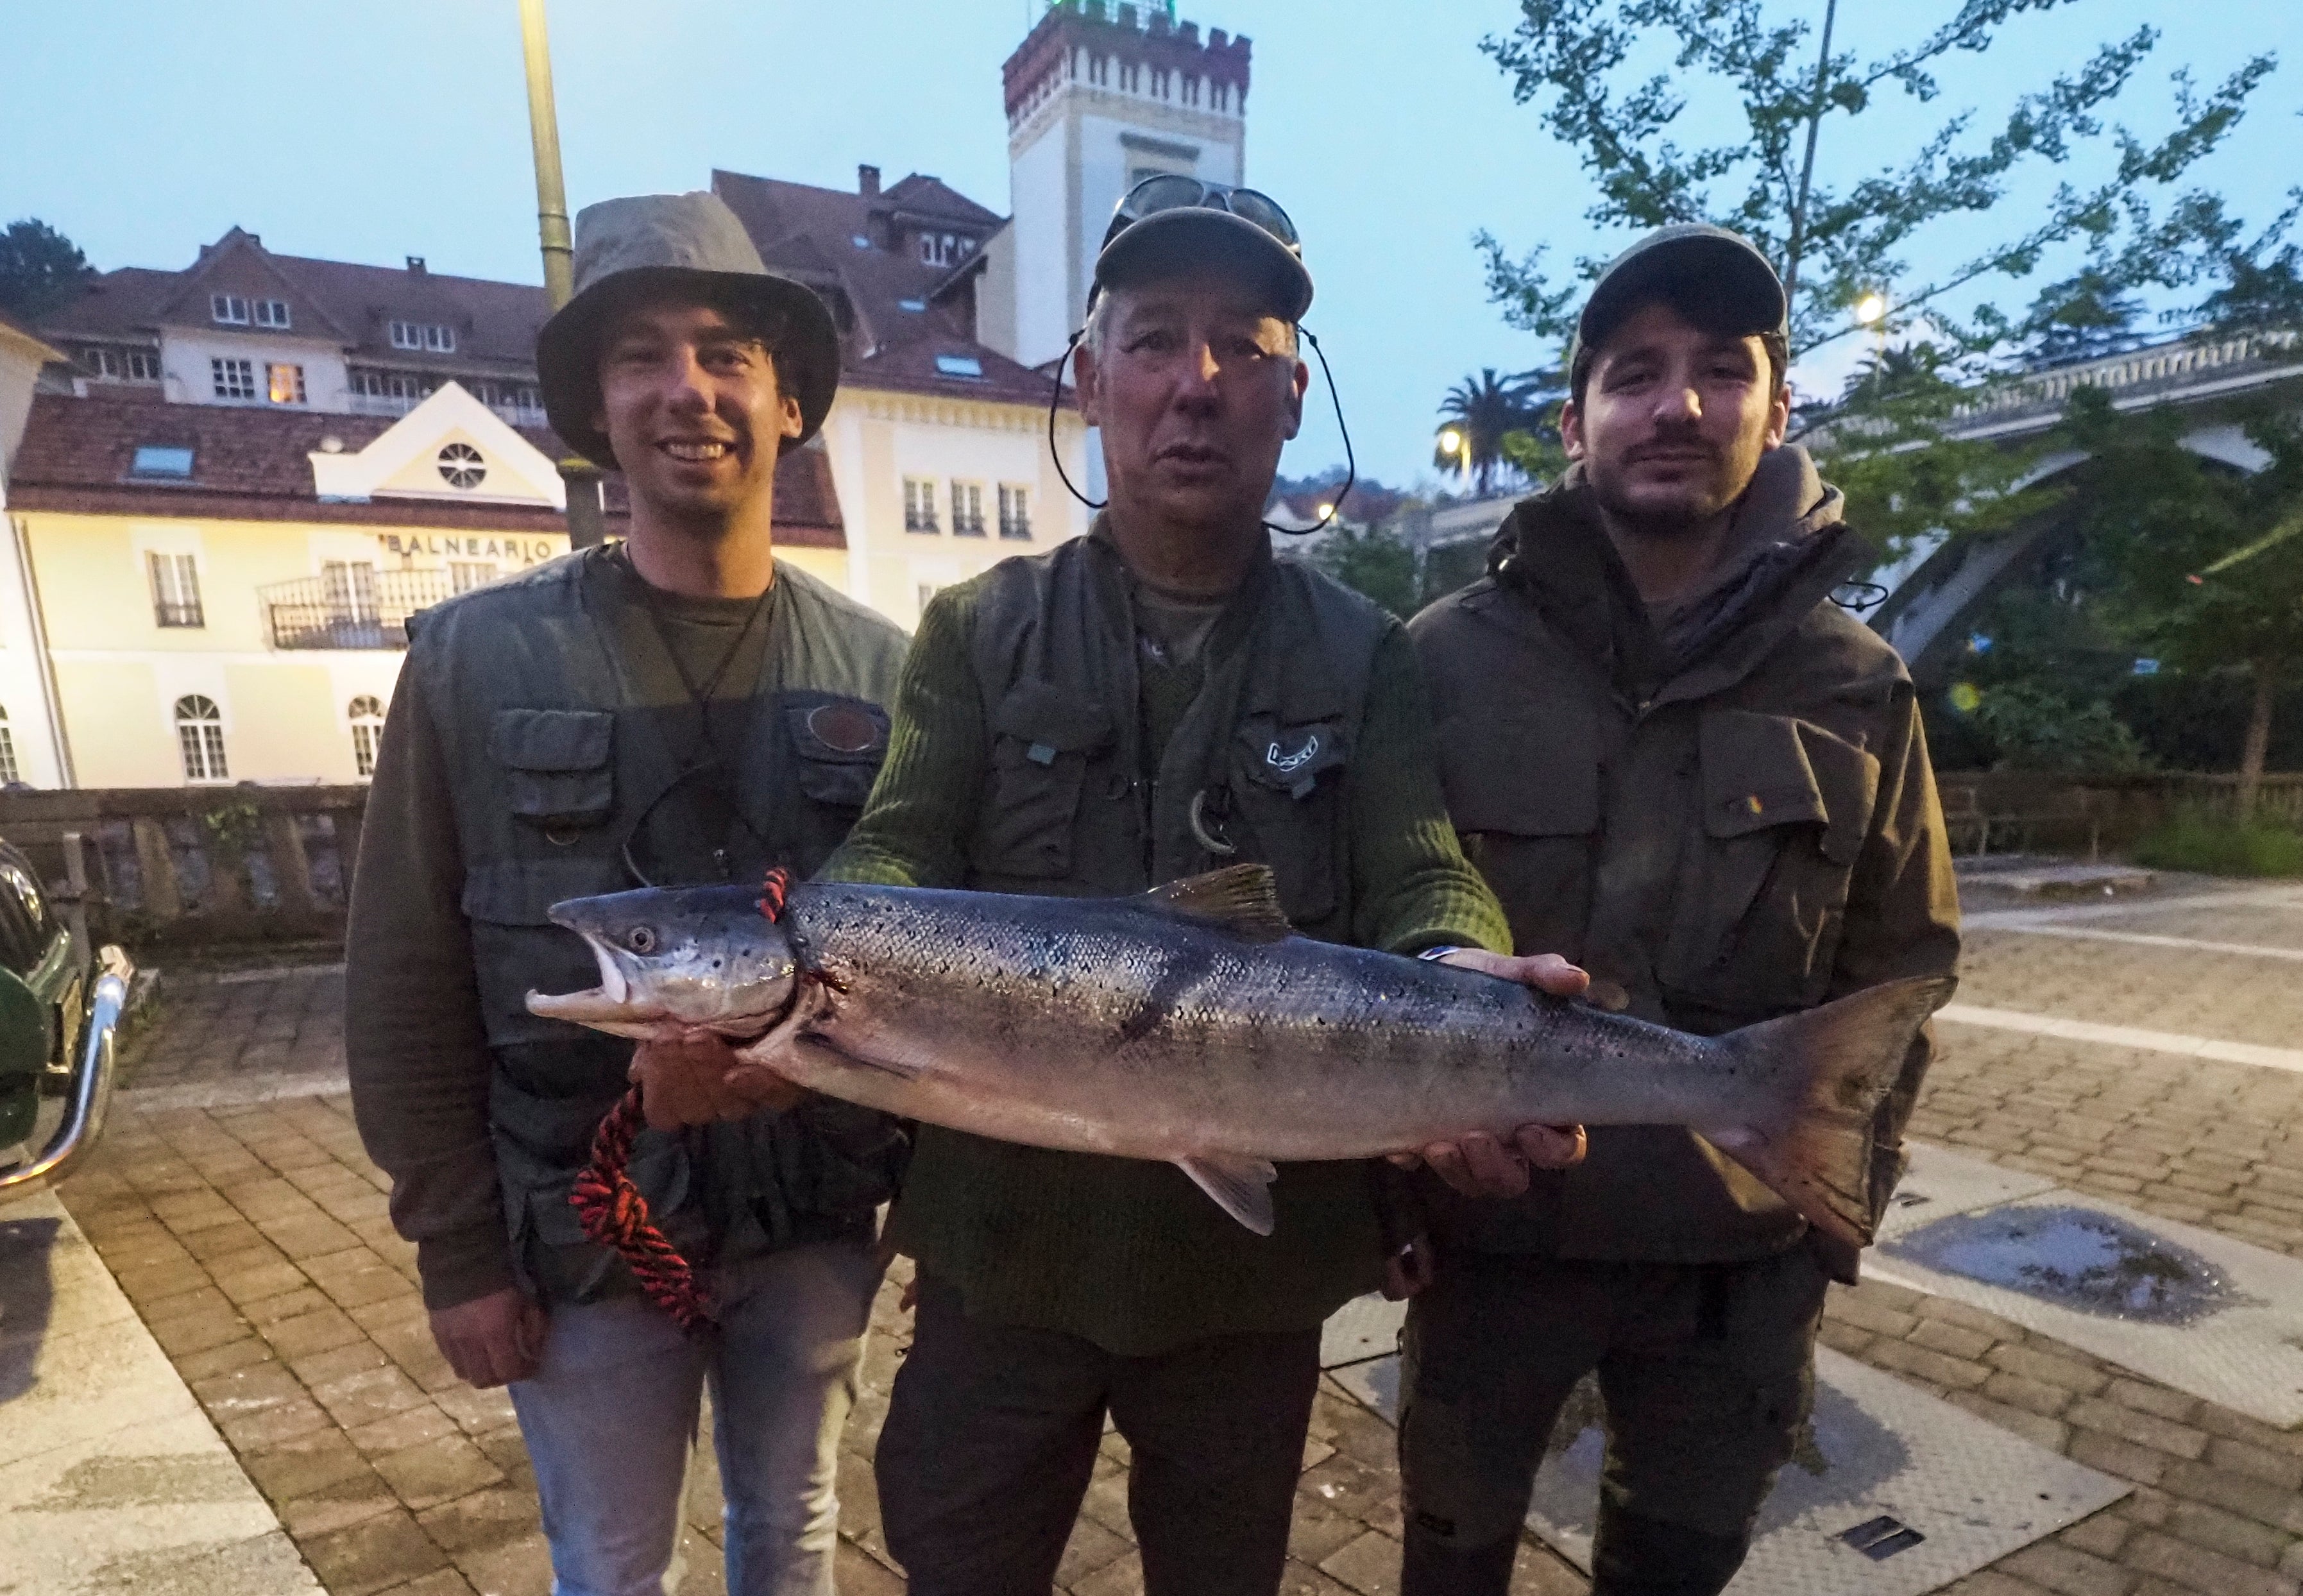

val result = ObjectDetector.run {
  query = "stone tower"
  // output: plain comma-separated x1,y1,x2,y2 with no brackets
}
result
992,1,1252,372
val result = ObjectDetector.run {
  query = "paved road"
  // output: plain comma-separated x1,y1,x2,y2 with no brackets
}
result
30,869,2303,1594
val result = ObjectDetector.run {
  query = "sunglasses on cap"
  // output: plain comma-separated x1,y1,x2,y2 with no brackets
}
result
1101,174,1302,255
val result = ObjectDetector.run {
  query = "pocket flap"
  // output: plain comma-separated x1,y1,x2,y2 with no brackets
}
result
1237,716,1348,797
490,708,612,772
990,679,1112,756
462,858,631,926
784,695,890,765
1700,711,1876,862
1440,713,1599,837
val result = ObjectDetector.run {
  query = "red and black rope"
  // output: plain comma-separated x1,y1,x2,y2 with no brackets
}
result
566,867,799,1333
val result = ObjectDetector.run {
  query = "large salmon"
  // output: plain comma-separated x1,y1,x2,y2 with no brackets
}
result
527,865,1950,1250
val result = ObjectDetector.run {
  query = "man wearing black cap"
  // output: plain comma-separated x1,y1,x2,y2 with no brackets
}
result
745,178,1585,1595
1397,225,1959,1595
346,191,910,1596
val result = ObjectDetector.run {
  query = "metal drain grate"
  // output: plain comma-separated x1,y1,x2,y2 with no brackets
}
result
1841,1516,1926,1560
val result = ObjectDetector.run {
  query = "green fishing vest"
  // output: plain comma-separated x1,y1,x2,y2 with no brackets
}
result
403,545,910,1304
890,523,1398,1355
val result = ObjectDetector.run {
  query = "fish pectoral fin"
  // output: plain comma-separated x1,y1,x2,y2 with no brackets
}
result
1144,865,1293,944
1176,1154,1280,1235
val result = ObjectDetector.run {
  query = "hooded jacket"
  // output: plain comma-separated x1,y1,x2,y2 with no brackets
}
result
1406,446,1960,1277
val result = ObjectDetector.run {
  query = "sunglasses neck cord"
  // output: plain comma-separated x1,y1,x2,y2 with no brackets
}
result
1045,327,1355,538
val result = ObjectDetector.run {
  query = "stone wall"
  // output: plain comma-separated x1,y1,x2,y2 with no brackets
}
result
1937,772,2303,856
0,785,366,950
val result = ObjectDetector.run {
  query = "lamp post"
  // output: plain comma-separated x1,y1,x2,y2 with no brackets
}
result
1438,427,1472,493
518,0,607,548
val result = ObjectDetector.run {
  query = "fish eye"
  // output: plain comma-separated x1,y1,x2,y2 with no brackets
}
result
627,926,657,955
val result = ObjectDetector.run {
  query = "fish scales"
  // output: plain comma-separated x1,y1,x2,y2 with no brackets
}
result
525,864,1953,1246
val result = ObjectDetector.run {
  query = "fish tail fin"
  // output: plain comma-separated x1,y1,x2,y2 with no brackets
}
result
1711,975,1955,1252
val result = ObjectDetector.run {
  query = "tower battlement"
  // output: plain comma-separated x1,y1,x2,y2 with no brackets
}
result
1003,1,1252,132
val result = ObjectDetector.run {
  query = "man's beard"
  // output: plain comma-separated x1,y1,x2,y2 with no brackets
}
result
1586,434,1764,541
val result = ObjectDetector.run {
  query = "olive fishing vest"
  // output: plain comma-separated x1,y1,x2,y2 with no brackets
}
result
965,526,1382,926
886,525,1399,1355
403,545,910,1304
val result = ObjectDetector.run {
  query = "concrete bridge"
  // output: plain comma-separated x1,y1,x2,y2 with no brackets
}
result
1863,330,2303,684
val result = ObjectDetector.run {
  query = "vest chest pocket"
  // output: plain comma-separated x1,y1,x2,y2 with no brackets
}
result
1231,715,1350,927
782,693,890,812
491,708,615,833
1663,709,1878,1013
974,680,1114,881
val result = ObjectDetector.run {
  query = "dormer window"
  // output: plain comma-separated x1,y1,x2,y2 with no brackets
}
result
211,294,250,325
130,446,194,480
389,320,456,353
898,298,927,312
935,355,984,379
253,299,291,328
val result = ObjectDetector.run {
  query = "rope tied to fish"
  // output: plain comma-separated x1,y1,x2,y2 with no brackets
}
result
566,867,799,1332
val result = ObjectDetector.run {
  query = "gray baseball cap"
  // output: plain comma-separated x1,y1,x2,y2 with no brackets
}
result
1569,223,1788,386
535,192,840,468
1090,177,1313,323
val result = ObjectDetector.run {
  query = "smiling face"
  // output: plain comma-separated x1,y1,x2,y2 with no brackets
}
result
591,298,802,528
1076,273,1308,539
1561,300,1790,535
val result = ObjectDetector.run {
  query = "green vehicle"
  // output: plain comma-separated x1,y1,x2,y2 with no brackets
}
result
0,836,131,1202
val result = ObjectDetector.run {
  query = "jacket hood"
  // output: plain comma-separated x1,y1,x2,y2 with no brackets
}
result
1486,444,1860,700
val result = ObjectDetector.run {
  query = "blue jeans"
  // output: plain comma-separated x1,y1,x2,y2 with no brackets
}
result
509,1237,884,1596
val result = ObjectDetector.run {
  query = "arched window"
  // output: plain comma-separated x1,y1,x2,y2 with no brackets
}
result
349,695,386,779
174,694,228,782
0,703,19,786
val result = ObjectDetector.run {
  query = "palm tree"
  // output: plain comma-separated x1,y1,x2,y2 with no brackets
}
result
1436,368,1551,496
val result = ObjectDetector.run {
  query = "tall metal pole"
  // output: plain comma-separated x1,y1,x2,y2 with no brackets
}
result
518,0,607,548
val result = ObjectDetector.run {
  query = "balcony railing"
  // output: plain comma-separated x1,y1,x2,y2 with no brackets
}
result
257,569,454,650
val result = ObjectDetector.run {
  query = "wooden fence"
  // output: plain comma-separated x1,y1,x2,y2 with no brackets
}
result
1935,771,2303,857
0,786,368,950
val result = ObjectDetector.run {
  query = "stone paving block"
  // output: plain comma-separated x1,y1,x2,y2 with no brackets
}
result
1998,1540,2134,1596
309,1363,430,1430
1318,1527,1402,1595
214,1259,315,1306
2208,1438,2303,1491
2068,1400,2210,1463
291,1340,390,1388
260,1305,369,1361
371,1433,504,1513
2167,1498,2291,1570
275,1465,403,1540
347,1403,460,1459
247,1286,336,1327
299,1506,452,1596
2071,1430,2173,1487
2061,1511,2135,1561
239,1425,375,1502
415,1481,540,1556
432,1382,520,1436
173,1333,277,1382
372,1572,478,1596
221,1394,335,1450
1993,1344,2113,1396
2125,1528,2301,1595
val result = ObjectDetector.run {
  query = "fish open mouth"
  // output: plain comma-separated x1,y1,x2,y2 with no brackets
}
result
583,931,631,1006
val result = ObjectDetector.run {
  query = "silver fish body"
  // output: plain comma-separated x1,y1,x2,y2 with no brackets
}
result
527,866,1951,1247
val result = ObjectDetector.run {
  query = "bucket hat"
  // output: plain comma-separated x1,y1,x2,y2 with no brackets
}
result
536,192,840,468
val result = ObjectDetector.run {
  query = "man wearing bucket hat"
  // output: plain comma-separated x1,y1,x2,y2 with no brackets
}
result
345,191,910,1596
1396,225,1960,1595
702,176,1590,1595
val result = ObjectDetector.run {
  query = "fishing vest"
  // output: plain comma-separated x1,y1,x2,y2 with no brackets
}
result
885,523,1400,1355
403,545,910,1304
965,525,1382,928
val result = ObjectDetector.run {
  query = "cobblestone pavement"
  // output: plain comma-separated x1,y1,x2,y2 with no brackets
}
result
42,874,2303,1595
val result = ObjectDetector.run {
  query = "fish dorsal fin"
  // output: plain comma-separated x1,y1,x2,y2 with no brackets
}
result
1144,865,1293,944
1176,1154,1279,1235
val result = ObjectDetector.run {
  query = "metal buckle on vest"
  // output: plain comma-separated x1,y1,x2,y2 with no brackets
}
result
1188,786,1238,857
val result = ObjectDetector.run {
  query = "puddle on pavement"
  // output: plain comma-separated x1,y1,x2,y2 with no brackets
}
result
1887,1205,2245,1324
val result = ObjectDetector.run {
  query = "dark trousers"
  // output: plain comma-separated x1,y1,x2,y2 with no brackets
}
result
876,1273,1323,1596
1397,1247,1830,1596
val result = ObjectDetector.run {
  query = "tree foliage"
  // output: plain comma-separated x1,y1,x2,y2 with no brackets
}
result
1474,1,2272,364
1434,368,1559,495
0,219,94,322
1306,523,1421,620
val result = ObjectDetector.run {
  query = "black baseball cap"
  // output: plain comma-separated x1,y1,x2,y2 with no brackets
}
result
1569,224,1788,390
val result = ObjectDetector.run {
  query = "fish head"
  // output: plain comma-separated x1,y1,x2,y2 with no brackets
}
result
524,885,797,1040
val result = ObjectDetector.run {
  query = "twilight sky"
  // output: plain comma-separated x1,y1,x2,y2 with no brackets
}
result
6,0,2298,491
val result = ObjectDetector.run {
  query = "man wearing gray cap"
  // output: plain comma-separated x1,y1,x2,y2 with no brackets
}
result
767,177,1587,1595
346,191,908,1596
1397,225,1959,1595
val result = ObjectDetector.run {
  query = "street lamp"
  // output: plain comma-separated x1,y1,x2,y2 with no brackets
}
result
1438,427,1472,489
518,0,607,549
1855,293,1888,327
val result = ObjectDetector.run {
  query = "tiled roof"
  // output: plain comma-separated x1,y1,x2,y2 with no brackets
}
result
6,392,845,547
712,169,1067,409
40,229,547,377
